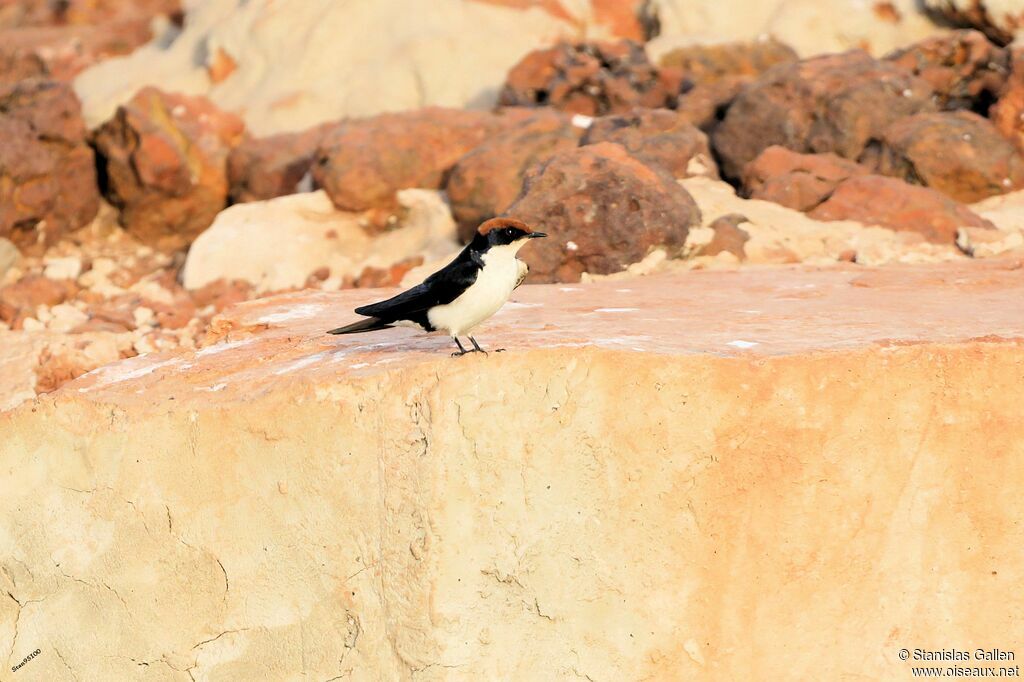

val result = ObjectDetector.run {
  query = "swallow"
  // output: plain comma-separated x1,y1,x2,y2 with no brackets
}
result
327,217,546,356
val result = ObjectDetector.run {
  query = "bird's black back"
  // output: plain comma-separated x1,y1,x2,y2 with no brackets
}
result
353,243,483,330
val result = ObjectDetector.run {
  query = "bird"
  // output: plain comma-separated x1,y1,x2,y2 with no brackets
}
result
327,217,546,356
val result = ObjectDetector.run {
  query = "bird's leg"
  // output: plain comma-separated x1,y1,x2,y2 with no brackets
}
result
469,336,503,354
451,337,470,357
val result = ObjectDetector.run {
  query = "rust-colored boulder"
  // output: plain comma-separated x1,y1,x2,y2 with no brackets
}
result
872,111,1024,203
807,175,993,243
0,20,155,83
228,122,340,204
0,0,181,28
0,0,180,82
659,38,799,87
884,30,1008,111
712,50,936,179
498,40,670,116
0,48,46,85
990,47,1024,151
659,39,799,133
581,107,719,179
920,0,1022,45
743,146,871,212
313,107,510,227
0,79,99,253
0,273,77,327
504,142,700,282
446,110,582,242
92,87,246,250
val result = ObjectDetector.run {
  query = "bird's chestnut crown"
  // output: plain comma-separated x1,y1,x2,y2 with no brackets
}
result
476,217,547,246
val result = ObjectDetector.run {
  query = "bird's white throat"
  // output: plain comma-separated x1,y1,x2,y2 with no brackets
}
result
426,242,526,337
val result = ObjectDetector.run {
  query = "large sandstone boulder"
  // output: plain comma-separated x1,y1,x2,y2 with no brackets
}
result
498,40,670,115
647,0,944,58
92,88,246,251
742,146,870,212
2,264,1023,679
712,51,937,179
872,111,1024,203
0,79,99,253
182,189,459,294
72,0,610,136
446,110,583,241
227,122,339,204
807,175,994,243
884,30,1008,110
504,142,700,282
313,108,509,227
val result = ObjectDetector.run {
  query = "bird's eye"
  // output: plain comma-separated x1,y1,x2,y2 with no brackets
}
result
505,228,515,237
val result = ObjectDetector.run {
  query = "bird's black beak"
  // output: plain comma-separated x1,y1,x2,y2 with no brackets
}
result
528,232,547,239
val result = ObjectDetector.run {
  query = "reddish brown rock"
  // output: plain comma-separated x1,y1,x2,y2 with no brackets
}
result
0,79,99,253
350,256,426,289
92,88,246,250
447,110,582,242
921,0,1022,45
0,48,46,84
743,146,871,211
990,47,1024,151
659,38,799,86
498,40,670,116
871,111,1024,203
313,107,509,227
884,30,1008,111
0,273,77,327
190,278,254,313
0,20,156,83
0,0,181,28
228,122,340,204
698,214,751,260
807,175,993,243
581,108,718,179
712,50,936,179
659,39,798,133
674,80,746,132
0,0,180,82
504,142,700,282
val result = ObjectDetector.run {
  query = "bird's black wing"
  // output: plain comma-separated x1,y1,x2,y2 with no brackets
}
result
354,247,481,324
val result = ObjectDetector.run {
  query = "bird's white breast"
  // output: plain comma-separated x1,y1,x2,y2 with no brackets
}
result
427,245,524,337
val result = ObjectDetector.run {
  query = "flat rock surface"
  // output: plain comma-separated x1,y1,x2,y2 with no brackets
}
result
68,260,1024,407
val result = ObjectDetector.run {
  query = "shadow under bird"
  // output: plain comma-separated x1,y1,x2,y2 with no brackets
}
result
327,217,546,356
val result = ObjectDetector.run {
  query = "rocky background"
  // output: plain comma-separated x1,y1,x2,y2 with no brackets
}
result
3,0,1024,409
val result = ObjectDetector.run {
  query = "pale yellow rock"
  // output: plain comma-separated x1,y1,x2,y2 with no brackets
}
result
0,331,40,411
183,189,459,293
74,0,589,135
680,176,962,266
0,238,20,281
45,304,89,334
42,257,82,281
647,0,943,58
2,263,1023,680
958,191,1024,258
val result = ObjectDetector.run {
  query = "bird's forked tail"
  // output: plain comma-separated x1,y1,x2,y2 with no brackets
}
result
326,317,392,335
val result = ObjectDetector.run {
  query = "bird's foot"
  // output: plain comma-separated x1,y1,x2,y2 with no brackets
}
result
451,348,486,358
